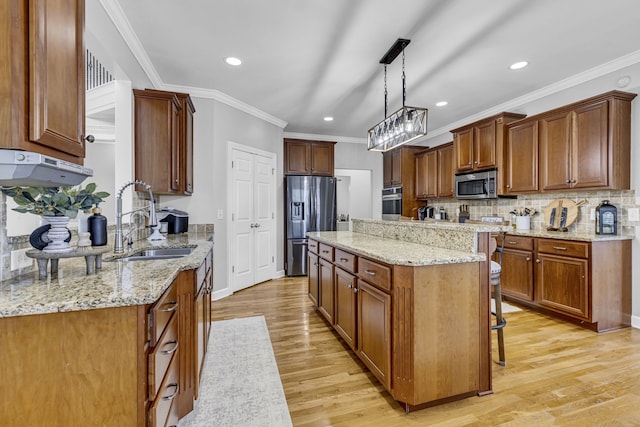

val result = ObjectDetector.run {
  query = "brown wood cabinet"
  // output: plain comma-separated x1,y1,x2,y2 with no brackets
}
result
194,249,213,400
451,112,526,194
308,238,486,410
0,0,87,163
415,143,454,199
383,146,424,218
308,241,320,305
284,138,336,175
500,235,631,332
134,89,196,195
505,121,539,194
318,243,335,323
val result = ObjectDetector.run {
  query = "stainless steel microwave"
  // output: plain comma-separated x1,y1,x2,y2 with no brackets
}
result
454,169,498,199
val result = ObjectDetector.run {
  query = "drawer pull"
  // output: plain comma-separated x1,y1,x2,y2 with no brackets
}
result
322,250,330,254
348,284,353,289
162,340,179,354
552,246,567,251
161,301,179,312
365,270,376,276
526,257,531,262
507,241,518,245
340,258,349,262
163,383,179,400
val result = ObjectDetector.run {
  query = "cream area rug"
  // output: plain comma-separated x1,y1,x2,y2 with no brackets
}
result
492,299,522,314
178,315,293,427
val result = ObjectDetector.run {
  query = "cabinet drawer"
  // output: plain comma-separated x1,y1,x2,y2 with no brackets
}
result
319,243,334,261
537,239,589,258
149,351,180,427
502,235,534,250
335,249,356,273
357,258,391,292
149,283,179,347
308,239,319,254
148,312,179,401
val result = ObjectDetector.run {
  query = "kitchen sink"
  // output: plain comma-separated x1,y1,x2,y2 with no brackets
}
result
110,247,195,262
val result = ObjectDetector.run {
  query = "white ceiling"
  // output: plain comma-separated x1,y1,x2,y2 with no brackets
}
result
108,0,640,142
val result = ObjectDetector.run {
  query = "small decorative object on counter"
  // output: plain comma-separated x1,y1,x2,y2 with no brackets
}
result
77,232,92,250
88,207,108,246
509,207,537,231
595,200,617,235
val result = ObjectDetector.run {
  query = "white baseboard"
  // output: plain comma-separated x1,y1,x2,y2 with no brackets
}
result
212,288,233,301
275,270,285,278
631,315,640,329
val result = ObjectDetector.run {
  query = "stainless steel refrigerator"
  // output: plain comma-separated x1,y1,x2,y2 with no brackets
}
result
286,175,337,276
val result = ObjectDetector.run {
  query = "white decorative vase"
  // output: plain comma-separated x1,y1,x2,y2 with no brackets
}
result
515,216,531,231
42,216,73,253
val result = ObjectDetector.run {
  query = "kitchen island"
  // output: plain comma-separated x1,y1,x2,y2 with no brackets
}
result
0,234,214,427
307,218,507,411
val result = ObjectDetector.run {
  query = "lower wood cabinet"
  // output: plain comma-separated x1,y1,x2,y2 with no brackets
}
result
307,251,320,305
307,238,485,410
500,236,630,332
0,249,213,426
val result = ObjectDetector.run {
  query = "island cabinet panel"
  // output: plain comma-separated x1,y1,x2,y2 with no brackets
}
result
318,257,335,324
0,0,86,163
392,263,480,406
307,251,320,306
357,279,392,390
335,266,358,351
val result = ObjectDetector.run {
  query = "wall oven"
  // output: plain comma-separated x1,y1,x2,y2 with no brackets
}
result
455,169,498,199
382,186,402,220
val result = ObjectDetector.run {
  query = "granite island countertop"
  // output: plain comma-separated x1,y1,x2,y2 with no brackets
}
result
307,231,486,266
0,234,213,318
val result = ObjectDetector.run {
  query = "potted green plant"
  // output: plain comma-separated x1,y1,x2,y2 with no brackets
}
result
1,183,109,253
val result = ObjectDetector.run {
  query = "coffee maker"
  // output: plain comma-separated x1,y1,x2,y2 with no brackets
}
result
417,206,434,220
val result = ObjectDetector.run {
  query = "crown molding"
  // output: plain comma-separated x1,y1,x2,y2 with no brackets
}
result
164,84,288,129
283,132,366,145
426,49,640,141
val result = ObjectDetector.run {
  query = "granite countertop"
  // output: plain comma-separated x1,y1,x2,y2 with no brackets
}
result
308,231,485,266
505,228,633,242
0,234,213,318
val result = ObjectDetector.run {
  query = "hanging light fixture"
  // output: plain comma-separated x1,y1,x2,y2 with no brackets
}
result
367,38,428,152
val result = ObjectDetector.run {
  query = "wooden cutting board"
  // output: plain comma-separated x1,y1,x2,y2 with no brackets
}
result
543,198,587,229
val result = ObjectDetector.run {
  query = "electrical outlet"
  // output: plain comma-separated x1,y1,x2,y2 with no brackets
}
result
11,248,32,271
217,209,224,220
629,208,640,222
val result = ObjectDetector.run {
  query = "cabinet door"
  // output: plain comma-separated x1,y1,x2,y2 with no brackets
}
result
454,128,474,171
500,248,534,301
536,253,589,320
540,112,572,191
177,94,195,195
391,149,403,186
176,271,195,416
437,144,454,197
415,152,428,199
318,258,335,324
308,252,319,306
506,121,539,193
310,143,334,175
424,150,438,198
357,280,391,390
195,285,206,392
334,267,357,351
571,100,609,189
29,0,86,159
284,140,310,174
474,121,496,169
383,151,393,188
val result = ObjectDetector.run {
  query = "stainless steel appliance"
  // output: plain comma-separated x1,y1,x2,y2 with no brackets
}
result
286,175,337,276
158,207,189,234
455,169,498,199
0,149,93,187
382,186,402,220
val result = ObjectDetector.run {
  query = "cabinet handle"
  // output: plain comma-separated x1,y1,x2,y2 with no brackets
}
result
322,250,330,254
526,257,531,262
506,184,511,188
162,383,179,400
365,270,376,276
340,258,348,262
175,178,179,184
162,340,179,354
474,161,478,164
536,259,541,263
348,284,353,289
552,246,567,251
565,179,571,183
353,287,358,294
161,301,179,312
507,241,518,245
83,134,95,143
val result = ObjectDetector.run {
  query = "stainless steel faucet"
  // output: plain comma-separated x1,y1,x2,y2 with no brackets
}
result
114,180,158,254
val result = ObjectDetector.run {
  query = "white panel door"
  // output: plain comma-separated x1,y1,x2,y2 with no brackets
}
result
230,146,276,292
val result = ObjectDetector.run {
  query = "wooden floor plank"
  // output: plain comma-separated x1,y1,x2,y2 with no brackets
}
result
211,276,640,426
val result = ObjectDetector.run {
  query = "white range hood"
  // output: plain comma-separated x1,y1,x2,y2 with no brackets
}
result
0,150,93,187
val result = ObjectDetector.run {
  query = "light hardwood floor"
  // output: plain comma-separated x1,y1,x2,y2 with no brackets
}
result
212,277,640,426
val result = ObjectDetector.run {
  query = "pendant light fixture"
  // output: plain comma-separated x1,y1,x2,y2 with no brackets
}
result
367,38,428,152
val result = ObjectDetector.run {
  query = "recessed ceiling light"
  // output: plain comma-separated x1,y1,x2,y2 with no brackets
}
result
509,61,528,70
225,57,242,66
323,116,334,122
435,101,448,107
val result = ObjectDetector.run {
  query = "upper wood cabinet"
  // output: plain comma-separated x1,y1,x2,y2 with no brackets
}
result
0,0,86,163
415,143,454,199
134,89,195,195
383,146,424,218
505,120,539,194
284,138,335,175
